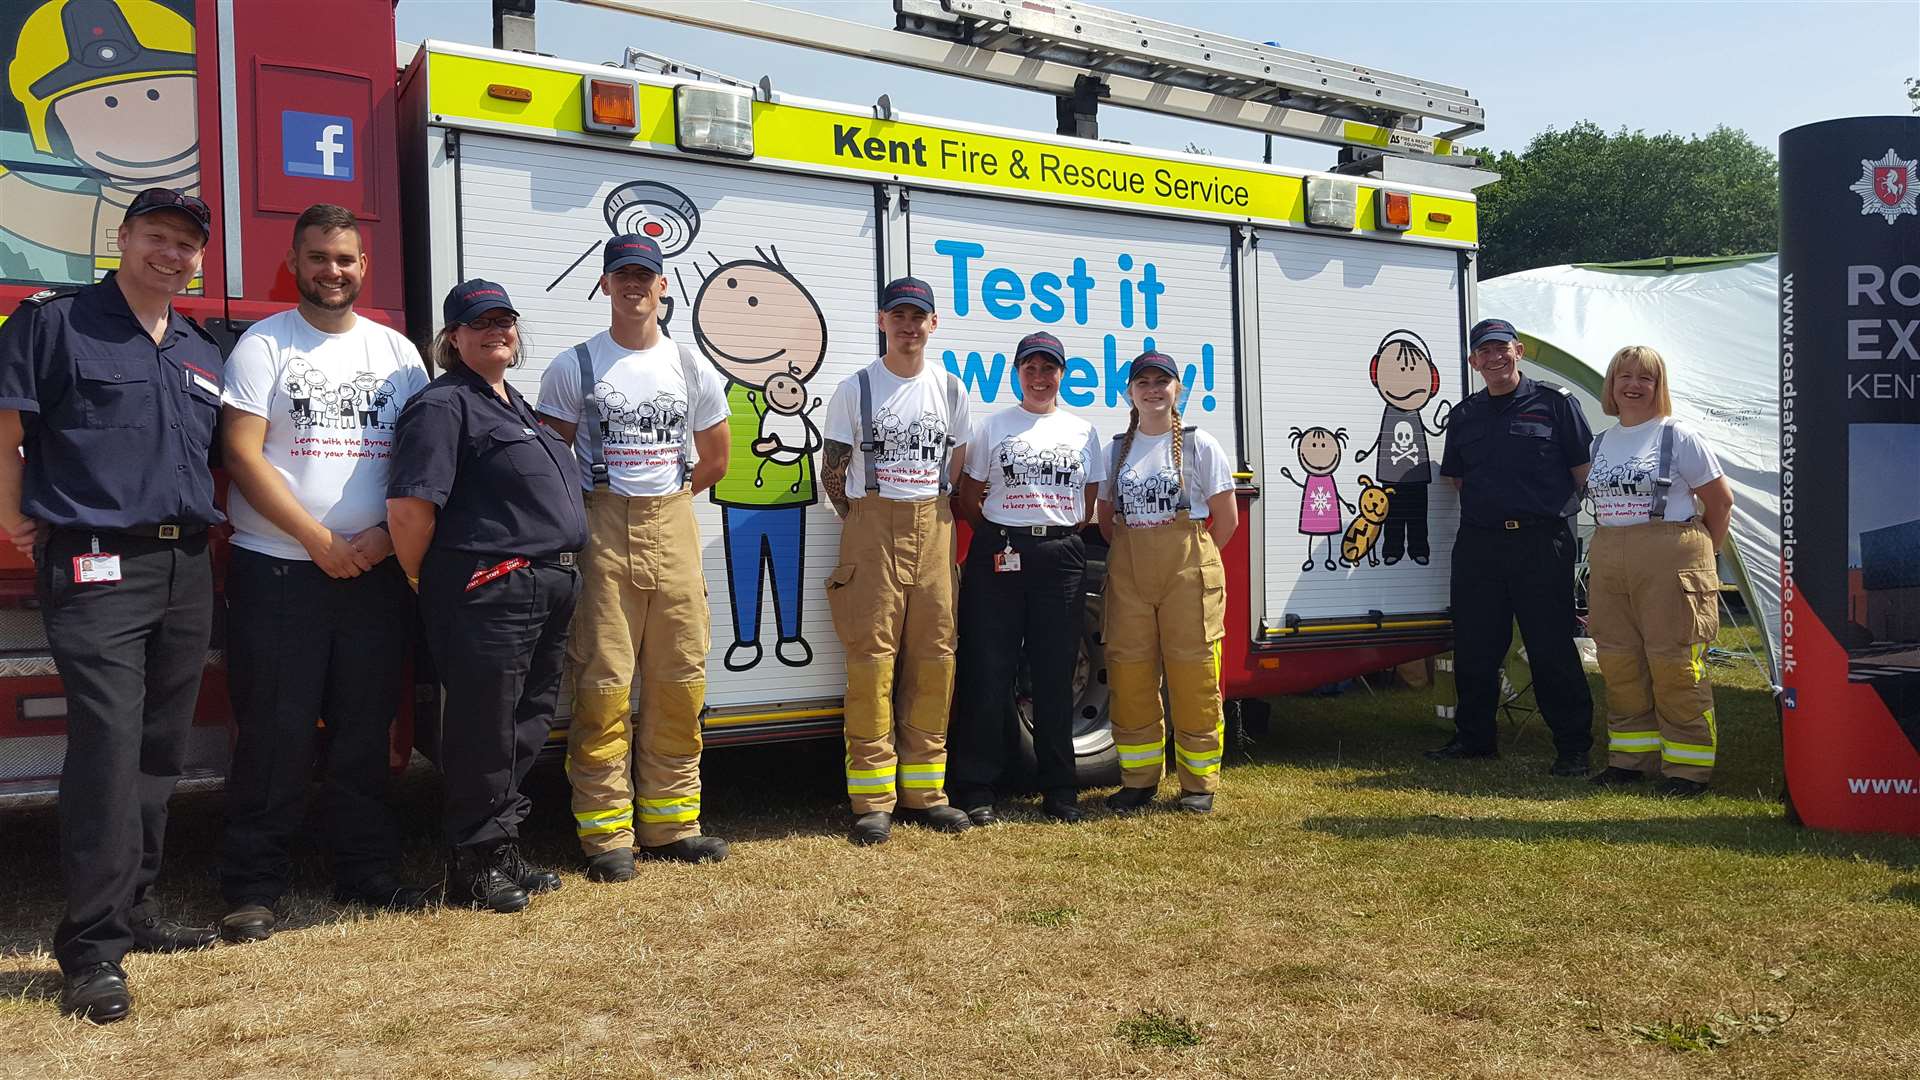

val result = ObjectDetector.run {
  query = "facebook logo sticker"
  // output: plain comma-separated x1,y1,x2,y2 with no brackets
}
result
282,111,355,181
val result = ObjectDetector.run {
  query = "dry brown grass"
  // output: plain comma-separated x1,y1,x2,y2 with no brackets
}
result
2,643,1918,1079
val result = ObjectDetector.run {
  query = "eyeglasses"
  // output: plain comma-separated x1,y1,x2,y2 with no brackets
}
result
463,314,518,331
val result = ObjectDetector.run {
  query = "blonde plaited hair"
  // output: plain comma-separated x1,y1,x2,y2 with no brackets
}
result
1111,371,1185,524
1601,345,1673,418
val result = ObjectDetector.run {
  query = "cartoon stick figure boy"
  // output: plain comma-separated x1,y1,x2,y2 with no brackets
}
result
1350,330,1450,565
688,246,828,672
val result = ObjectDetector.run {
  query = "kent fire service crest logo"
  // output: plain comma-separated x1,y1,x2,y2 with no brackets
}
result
1849,148,1919,225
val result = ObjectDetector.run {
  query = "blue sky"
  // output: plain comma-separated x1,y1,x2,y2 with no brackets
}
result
396,0,1915,171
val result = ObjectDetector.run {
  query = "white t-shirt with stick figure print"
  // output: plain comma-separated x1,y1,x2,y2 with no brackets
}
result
1588,417,1723,526
537,331,731,497
966,405,1104,527
1099,427,1235,527
222,309,430,560
823,359,972,501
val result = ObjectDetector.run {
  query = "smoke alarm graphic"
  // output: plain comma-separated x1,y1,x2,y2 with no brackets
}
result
1850,148,1919,225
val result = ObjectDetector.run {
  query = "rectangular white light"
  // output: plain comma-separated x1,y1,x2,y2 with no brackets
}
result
1304,176,1358,229
675,84,754,158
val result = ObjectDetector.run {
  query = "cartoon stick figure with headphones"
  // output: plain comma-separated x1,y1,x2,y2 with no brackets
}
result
1350,329,1450,567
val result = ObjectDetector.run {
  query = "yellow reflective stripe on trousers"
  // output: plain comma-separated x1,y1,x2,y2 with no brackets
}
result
1661,739,1717,766
1688,642,1706,683
575,804,634,836
845,760,896,794
636,796,700,823
1176,720,1225,776
1608,730,1662,752
1116,740,1165,767
899,762,945,790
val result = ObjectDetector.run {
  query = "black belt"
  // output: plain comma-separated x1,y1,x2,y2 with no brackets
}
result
531,551,578,569
1469,517,1567,532
59,523,207,541
986,522,1080,539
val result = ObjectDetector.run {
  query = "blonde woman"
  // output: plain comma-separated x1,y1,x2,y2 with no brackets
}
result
1096,352,1238,813
1584,346,1734,797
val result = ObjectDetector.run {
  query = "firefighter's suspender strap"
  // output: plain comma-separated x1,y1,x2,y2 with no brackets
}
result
572,342,609,490
938,371,961,496
856,369,880,495
1649,418,1676,521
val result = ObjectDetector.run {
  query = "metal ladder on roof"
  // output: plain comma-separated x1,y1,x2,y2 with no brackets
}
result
566,0,1487,170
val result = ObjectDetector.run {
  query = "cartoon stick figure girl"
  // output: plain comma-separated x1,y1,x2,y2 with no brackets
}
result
1278,426,1356,571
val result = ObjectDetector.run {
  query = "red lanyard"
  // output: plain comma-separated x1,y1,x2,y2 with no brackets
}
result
465,556,530,592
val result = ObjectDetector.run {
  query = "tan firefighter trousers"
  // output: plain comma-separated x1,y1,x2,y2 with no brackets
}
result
1105,512,1228,793
566,489,710,853
824,496,958,814
1586,519,1721,782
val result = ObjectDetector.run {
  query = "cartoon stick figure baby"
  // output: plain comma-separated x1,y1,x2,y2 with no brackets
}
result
686,244,828,672
753,366,822,492
1350,329,1450,566
1279,426,1356,572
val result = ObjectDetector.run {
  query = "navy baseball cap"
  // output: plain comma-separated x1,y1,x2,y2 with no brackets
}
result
880,276,936,313
1129,350,1178,381
443,279,518,326
1469,318,1519,350
604,233,664,274
1014,331,1065,366
124,187,211,241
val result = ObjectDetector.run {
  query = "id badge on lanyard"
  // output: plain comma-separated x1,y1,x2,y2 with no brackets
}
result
73,535,122,584
993,538,1021,573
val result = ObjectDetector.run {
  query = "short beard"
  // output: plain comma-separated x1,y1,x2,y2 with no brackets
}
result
298,276,359,312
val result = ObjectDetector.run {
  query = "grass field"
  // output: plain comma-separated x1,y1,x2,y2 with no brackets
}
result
2,620,1917,1079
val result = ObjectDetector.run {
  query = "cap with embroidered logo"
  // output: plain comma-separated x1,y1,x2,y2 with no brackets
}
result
1014,331,1066,367
879,276,936,313
1128,350,1179,381
1469,318,1519,350
442,279,519,326
604,233,665,275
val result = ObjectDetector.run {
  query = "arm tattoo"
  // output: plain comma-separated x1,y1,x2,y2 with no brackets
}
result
822,439,852,518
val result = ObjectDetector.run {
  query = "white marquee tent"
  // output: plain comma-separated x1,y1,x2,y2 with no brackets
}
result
1479,255,1781,680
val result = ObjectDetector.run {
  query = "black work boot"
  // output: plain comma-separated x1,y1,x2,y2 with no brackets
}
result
1175,791,1216,814
1653,777,1710,799
448,847,529,913
130,913,217,953
585,848,637,883
641,836,731,864
1105,785,1158,813
897,805,973,833
848,811,892,846
1424,739,1497,762
219,903,277,944
60,962,131,1024
1549,750,1592,777
1040,789,1084,823
1589,766,1647,787
498,843,562,894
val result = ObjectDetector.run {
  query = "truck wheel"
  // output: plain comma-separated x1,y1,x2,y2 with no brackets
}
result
1011,568,1121,790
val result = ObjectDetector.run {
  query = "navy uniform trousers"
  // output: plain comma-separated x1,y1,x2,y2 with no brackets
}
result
40,528,212,973
950,528,1088,796
1448,518,1593,756
417,550,580,850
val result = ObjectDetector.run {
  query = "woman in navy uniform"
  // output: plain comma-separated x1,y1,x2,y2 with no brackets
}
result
387,281,587,913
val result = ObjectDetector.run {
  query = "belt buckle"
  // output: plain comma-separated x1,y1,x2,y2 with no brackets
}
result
1503,519,1520,531
157,524,181,540
557,552,577,567
1029,526,1049,536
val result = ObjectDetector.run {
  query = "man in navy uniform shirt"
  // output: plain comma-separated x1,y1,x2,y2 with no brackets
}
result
1433,318,1596,775
0,188,225,1023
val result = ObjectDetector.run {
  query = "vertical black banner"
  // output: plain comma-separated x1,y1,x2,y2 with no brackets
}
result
1779,115,1920,833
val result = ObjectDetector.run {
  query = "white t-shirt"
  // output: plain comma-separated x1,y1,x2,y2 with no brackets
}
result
965,405,1103,527
1098,427,1235,527
1588,417,1723,526
823,359,972,501
221,309,430,560
537,331,731,497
